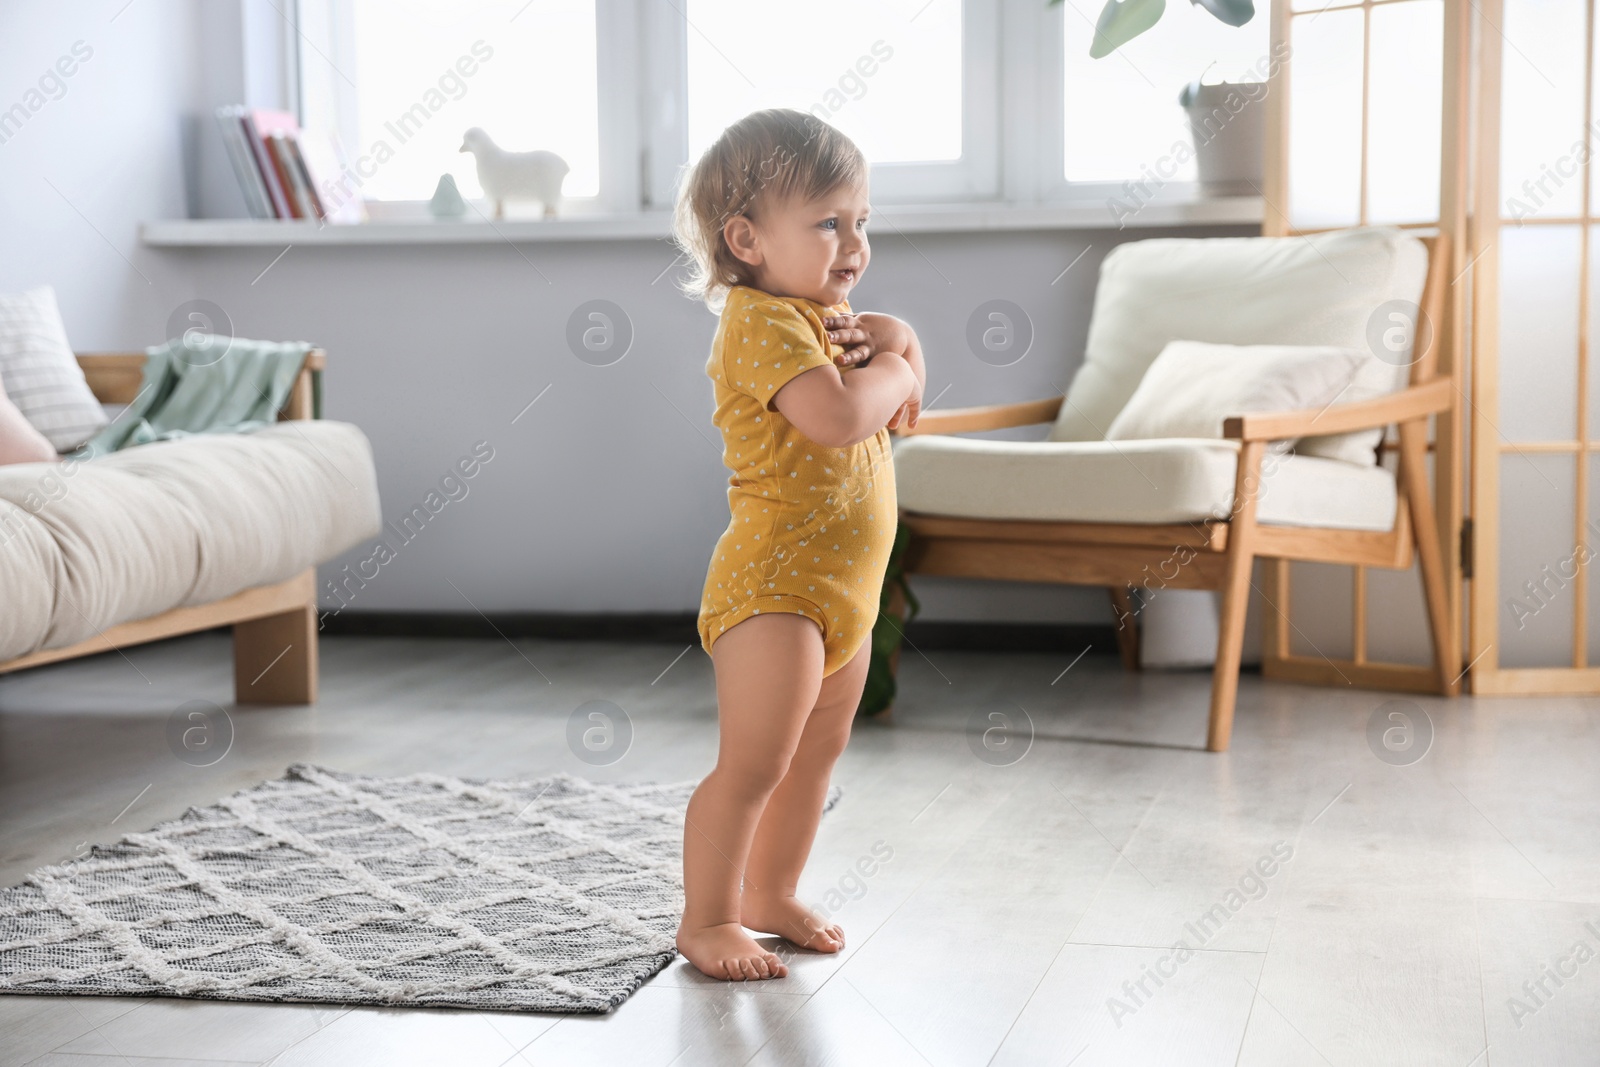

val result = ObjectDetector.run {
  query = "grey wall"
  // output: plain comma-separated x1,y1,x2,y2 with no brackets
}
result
170,226,1253,628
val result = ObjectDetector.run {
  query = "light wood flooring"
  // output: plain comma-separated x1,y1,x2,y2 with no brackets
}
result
2,631,1598,1066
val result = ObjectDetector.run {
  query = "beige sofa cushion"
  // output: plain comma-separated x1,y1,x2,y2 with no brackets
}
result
0,420,382,661
893,434,1397,531
1051,227,1429,466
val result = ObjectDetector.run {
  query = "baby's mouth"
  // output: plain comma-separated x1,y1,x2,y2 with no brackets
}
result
831,268,857,283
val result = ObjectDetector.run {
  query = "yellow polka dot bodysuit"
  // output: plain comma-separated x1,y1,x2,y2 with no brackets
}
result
696,285,898,678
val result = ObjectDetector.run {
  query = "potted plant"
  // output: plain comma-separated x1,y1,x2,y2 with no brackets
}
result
1178,66,1269,196
1055,0,1268,195
857,522,920,717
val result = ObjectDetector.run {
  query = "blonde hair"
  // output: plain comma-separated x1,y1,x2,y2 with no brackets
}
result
671,108,867,312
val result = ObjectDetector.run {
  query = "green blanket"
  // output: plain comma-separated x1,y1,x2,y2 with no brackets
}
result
66,334,319,459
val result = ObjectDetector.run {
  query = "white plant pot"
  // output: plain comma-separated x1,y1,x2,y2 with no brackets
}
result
1182,81,1267,197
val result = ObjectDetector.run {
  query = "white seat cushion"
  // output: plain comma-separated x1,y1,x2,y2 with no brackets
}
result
1051,227,1429,466
893,434,1397,531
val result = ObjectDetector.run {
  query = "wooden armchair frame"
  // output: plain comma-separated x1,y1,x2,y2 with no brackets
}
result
890,235,1460,751
0,349,328,705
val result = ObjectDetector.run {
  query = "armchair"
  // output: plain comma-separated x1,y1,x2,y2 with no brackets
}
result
888,227,1459,751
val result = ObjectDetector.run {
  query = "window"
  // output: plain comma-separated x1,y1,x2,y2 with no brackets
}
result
684,0,963,165
291,0,1265,217
298,0,603,214
649,0,998,204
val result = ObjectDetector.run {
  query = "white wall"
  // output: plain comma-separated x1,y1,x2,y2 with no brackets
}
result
0,0,201,345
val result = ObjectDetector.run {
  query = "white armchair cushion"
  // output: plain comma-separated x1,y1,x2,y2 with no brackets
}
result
1105,340,1369,455
1052,226,1428,466
892,434,1398,531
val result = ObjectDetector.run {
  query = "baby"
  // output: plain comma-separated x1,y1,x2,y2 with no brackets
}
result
670,108,926,981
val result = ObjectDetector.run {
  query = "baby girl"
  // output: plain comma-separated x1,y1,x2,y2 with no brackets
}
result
670,108,926,981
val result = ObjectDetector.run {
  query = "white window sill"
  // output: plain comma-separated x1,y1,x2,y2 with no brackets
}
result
140,197,1262,247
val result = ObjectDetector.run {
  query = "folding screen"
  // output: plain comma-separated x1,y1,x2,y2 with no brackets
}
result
1467,0,1600,692
1260,0,1471,691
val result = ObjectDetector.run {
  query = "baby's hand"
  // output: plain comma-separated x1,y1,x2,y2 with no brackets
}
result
823,313,908,368
887,366,923,431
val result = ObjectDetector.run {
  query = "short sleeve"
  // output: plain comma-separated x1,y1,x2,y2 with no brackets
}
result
721,298,836,412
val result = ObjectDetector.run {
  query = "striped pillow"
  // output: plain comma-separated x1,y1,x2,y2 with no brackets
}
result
0,286,107,453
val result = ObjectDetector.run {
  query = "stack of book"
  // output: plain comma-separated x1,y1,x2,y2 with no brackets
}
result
214,106,333,221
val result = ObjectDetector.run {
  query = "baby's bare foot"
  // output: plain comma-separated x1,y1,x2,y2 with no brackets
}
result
675,920,789,981
740,893,844,953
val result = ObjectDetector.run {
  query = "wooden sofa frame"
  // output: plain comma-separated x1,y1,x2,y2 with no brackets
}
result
0,349,327,705
889,234,1460,752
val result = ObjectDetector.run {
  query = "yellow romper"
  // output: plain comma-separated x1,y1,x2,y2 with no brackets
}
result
696,285,898,678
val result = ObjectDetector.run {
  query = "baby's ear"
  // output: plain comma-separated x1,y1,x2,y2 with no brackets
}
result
722,215,762,268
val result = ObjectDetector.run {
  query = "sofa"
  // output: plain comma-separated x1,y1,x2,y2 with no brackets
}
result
0,350,382,703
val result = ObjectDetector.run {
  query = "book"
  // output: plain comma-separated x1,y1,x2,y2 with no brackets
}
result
284,135,327,220
216,104,347,221
248,109,316,219
213,105,270,219
267,132,312,219
298,128,365,224
239,111,294,218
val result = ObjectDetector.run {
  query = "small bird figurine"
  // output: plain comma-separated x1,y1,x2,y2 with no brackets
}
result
458,127,570,219
428,173,468,218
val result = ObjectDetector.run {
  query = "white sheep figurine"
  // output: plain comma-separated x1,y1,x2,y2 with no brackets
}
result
458,127,570,219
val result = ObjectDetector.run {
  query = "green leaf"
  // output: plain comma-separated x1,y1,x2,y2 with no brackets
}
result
857,520,919,718
1090,0,1165,59
1190,0,1255,27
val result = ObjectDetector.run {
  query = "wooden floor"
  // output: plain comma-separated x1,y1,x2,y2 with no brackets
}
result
1,631,1597,1066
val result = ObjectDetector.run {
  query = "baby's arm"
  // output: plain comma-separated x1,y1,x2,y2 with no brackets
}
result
900,324,926,390
826,312,924,388
856,314,925,392
824,313,925,430
771,353,918,448
890,324,926,429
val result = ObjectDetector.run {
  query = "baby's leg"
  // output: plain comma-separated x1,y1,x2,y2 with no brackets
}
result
740,636,870,953
677,612,825,981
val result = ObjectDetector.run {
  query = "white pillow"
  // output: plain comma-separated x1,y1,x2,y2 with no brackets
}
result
0,286,107,453
1105,340,1372,457
1300,343,1404,464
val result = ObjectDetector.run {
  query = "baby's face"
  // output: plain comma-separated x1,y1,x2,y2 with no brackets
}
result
740,182,870,307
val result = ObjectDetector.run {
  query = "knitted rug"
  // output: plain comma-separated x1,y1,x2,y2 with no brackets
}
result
0,764,840,1013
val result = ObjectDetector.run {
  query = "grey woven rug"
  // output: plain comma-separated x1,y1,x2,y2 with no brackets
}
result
0,764,840,1013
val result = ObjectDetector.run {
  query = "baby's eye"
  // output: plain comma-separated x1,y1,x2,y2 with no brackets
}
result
819,218,837,231
858,217,869,230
